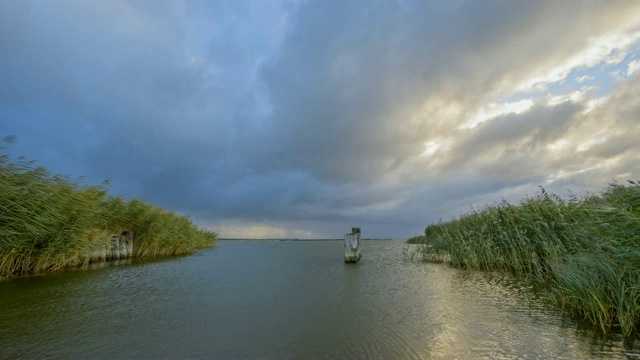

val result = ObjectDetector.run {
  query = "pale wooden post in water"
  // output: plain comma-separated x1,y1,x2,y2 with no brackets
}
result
116,231,134,259
344,227,362,263
124,231,133,257
118,235,127,258
93,231,134,262
110,235,120,260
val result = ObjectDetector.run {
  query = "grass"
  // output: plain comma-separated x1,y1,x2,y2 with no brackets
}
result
415,182,640,336
0,145,217,279
406,235,427,244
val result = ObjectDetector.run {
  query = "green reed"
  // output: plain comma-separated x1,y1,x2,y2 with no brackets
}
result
417,182,640,335
0,152,217,279
406,235,427,244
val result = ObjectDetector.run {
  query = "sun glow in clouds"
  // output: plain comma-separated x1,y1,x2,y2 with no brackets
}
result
423,140,440,156
577,133,609,152
213,223,316,239
547,139,570,152
460,99,534,129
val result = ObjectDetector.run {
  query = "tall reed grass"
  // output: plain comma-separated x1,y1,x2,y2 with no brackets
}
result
0,147,217,279
416,182,640,335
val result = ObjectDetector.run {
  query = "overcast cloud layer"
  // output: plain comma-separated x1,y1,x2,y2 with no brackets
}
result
2,1,640,238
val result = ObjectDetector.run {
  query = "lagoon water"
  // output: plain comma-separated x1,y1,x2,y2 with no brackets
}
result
0,240,636,359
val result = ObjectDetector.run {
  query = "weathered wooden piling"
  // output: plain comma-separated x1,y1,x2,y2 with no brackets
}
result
117,235,128,258
124,231,133,257
344,227,362,263
90,231,134,263
110,236,120,260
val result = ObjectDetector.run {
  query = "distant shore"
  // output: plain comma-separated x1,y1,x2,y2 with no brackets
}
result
218,238,398,241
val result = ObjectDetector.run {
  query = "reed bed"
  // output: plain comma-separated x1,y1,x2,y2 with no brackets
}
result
0,152,217,279
416,182,640,336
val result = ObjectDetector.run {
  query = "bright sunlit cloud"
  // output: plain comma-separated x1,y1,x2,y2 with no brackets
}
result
460,99,535,129
547,139,570,152
628,59,640,76
577,133,609,152
516,17,640,93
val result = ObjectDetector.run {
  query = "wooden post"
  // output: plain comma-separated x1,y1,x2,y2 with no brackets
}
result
87,231,133,263
124,231,133,258
110,236,120,260
118,235,128,258
344,227,362,263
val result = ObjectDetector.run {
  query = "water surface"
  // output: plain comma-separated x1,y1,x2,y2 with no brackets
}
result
0,240,636,359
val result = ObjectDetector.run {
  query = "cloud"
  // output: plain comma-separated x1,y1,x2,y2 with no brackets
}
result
628,59,640,76
256,0,640,182
460,99,535,129
429,74,640,203
575,75,594,83
2,0,640,238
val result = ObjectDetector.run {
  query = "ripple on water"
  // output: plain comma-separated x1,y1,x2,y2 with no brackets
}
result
0,240,636,359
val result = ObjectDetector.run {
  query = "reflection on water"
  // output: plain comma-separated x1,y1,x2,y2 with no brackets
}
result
0,240,636,359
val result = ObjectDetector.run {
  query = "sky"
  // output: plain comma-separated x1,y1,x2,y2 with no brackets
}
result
2,1,640,239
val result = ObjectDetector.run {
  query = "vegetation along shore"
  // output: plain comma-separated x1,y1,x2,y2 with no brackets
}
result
411,182,640,336
0,152,217,279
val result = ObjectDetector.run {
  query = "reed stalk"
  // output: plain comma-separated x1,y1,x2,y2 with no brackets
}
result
0,149,217,279
418,182,640,336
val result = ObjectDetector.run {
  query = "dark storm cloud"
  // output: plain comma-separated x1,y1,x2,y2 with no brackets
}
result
1,0,285,199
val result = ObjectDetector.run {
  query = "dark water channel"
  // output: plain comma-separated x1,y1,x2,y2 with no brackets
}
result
0,240,637,359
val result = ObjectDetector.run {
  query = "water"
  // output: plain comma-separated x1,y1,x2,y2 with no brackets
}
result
0,240,636,359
